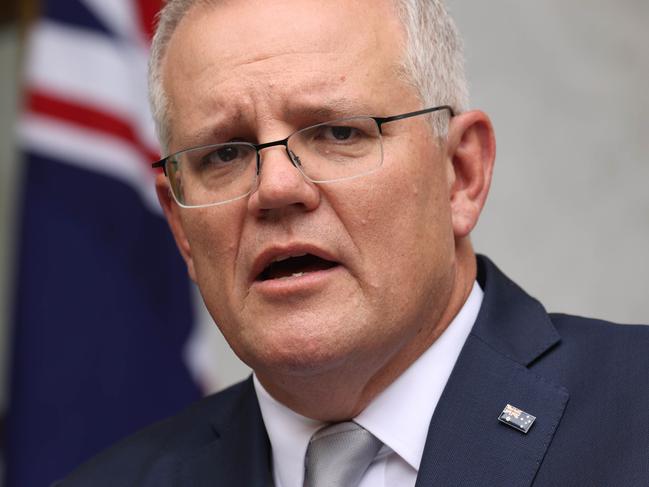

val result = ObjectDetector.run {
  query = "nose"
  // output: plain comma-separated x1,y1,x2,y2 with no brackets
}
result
247,146,321,216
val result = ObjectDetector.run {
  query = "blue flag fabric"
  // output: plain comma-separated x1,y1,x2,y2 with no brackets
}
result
4,1,201,485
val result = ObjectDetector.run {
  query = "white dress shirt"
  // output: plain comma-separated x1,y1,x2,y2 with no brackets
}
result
254,281,484,487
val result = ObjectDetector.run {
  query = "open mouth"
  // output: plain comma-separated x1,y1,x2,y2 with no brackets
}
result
257,253,338,281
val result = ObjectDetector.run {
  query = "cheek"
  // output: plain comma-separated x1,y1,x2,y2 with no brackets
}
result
181,207,245,310
351,141,452,255
333,139,455,305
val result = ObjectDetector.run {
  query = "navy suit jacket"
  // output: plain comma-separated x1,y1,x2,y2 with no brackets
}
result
58,256,649,486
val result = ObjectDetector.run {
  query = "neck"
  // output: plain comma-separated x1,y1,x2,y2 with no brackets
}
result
256,241,477,421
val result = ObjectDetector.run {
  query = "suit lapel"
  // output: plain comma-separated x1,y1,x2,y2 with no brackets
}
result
415,257,569,487
168,258,568,486
175,378,272,487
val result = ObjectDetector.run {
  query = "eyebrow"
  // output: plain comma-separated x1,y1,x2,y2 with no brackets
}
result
176,111,238,150
285,98,376,122
177,97,377,151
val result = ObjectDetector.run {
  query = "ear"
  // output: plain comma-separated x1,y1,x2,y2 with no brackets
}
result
445,110,496,238
155,173,197,282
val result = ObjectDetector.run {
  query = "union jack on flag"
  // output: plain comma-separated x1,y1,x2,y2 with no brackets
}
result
6,1,202,485
21,0,161,206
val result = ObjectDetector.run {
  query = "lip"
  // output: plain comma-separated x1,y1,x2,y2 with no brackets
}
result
250,264,344,298
249,243,342,286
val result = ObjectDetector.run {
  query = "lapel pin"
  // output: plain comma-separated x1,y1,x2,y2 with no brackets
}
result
498,404,536,434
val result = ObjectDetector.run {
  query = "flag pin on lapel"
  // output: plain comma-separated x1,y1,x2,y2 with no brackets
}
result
498,404,536,434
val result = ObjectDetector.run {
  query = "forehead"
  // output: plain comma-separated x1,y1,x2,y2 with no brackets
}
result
162,0,416,146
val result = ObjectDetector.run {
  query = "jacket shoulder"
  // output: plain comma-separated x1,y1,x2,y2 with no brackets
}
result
55,378,253,487
550,313,649,360
530,316,649,485
536,313,649,408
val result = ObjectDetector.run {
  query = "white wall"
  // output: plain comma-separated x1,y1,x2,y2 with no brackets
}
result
0,26,20,413
450,0,649,324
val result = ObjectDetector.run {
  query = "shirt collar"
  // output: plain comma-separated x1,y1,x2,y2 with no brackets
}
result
254,281,483,487
354,281,483,469
253,375,322,487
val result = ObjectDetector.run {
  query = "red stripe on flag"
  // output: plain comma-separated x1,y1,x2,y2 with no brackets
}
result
27,90,160,166
137,0,163,41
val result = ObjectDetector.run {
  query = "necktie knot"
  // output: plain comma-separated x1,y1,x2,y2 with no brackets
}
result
304,421,382,487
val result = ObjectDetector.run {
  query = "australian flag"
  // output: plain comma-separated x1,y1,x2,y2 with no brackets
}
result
4,1,201,485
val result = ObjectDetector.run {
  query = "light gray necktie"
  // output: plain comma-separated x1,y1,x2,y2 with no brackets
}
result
304,421,382,487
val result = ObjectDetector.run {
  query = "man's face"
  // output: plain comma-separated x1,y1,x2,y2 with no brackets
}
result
162,0,459,381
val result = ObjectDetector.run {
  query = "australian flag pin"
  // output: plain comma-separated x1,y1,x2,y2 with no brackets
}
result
498,404,536,434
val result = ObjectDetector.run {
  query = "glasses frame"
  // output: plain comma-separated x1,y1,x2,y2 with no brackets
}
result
152,105,455,207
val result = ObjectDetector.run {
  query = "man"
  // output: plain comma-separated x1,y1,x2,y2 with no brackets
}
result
59,0,649,486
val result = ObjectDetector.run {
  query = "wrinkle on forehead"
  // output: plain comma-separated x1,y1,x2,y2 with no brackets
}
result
164,0,404,81
235,48,339,71
163,0,408,147
180,95,379,149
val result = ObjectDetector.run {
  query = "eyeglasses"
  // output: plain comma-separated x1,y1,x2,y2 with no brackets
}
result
152,105,454,208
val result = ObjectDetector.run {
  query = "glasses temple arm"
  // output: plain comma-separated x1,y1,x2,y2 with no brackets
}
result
374,105,455,132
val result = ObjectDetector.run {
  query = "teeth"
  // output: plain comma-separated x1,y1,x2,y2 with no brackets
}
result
277,271,308,280
272,253,307,263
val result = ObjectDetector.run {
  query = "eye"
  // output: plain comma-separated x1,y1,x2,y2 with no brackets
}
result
212,145,240,163
330,126,353,140
317,124,366,143
199,144,247,169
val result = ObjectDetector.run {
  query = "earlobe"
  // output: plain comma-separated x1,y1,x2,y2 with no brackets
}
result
155,174,197,282
446,110,496,238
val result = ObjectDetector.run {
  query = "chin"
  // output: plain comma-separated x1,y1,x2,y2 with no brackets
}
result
237,328,354,378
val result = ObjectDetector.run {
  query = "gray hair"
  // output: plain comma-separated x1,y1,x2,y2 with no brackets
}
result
148,0,468,151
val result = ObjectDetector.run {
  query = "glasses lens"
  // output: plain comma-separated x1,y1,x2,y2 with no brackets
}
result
166,142,257,207
288,117,382,183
